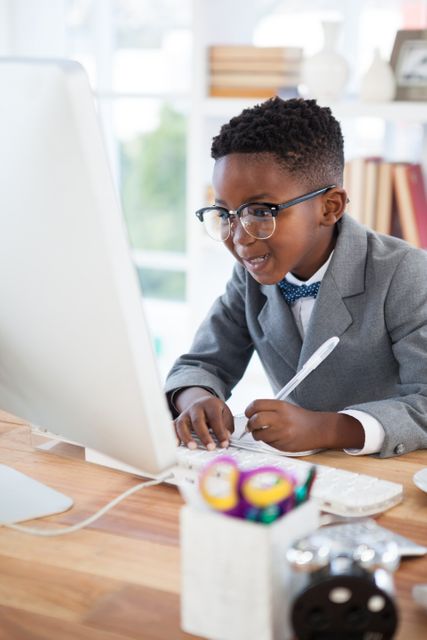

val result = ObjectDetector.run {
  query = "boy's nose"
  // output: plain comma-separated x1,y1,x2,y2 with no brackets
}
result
230,217,255,245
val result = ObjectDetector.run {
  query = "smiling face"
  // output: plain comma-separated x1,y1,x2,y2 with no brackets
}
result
212,152,346,284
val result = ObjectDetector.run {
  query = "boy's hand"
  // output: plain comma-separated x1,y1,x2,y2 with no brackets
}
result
244,399,365,452
173,387,234,450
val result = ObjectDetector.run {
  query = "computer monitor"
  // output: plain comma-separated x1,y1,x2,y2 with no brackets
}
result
0,58,177,476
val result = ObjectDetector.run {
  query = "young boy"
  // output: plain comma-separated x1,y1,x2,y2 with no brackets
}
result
165,97,427,458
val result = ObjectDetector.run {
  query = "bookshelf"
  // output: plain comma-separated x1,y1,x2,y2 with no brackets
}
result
203,98,427,123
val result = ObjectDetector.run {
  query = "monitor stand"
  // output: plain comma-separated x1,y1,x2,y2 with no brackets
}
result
0,464,73,524
33,429,146,477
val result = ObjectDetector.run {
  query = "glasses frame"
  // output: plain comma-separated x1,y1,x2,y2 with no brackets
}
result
195,184,337,241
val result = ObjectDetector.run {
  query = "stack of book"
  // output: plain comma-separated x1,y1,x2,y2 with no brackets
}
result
344,157,427,248
208,45,303,98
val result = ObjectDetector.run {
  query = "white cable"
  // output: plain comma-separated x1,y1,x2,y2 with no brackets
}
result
4,472,174,536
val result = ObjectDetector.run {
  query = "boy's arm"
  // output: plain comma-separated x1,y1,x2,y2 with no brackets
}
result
338,248,427,457
165,264,255,401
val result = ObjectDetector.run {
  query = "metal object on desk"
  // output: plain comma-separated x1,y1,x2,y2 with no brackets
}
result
318,515,427,558
286,528,400,639
412,583,427,610
413,467,427,493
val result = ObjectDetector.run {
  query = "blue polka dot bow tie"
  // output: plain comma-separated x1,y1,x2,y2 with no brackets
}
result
277,278,321,304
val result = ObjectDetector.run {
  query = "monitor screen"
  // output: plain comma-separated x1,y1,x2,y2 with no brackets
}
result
0,58,177,476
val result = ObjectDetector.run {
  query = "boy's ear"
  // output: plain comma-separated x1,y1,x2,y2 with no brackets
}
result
321,187,347,225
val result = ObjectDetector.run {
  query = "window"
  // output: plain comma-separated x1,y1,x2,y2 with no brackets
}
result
65,0,191,303
64,0,193,376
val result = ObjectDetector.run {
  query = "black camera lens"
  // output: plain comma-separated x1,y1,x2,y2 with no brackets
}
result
291,573,398,640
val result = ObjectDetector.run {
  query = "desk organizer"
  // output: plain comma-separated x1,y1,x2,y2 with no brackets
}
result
180,500,319,640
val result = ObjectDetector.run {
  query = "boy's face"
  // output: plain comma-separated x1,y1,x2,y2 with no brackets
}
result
212,152,343,284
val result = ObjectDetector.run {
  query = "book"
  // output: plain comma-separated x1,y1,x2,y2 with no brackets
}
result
208,47,303,98
405,163,427,248
390,191,403,240
375,161,394,234
210,59,302,73
209,45,303,62
345,157,365,224
393,163,421,247
209,86,283,98
363,157,381,229
343,160,351,194
209,71,300,87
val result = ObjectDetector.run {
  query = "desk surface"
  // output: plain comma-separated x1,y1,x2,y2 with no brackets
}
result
0,412,426,640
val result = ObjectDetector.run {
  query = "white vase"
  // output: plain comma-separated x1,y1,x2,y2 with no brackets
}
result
360,48,396,102
302,21,349,104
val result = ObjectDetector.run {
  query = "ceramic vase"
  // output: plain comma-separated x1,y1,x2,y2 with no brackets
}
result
302,21,349,104
360,48,396,102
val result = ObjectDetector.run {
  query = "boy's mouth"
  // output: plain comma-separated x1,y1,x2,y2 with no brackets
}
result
241,253,270,271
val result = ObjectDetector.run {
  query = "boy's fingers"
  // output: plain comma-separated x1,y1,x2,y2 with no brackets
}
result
174,399,233,450
245,411,265,432
191,413,217,451
246,411,276,435
175,416,198,450
206,411,231,448
173,422,181,446
251,424,275,442
245,399,278,417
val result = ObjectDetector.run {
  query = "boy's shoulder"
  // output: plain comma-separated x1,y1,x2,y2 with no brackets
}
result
368,227,427,273
334,215,427,297
341,214,426,266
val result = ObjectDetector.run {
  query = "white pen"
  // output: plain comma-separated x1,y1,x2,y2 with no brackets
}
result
237,336,340,439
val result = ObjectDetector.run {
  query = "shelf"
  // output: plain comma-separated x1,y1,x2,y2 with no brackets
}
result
331,101,427,123
204,97,427,124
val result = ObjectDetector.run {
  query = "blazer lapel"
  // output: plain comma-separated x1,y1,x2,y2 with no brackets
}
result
299,275,353,366
255,215,368,372
258,284,302,371
299,215,368,368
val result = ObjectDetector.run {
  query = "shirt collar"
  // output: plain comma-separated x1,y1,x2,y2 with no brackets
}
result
285,251,334,286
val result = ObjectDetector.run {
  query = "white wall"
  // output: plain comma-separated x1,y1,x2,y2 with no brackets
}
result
1,0,67,56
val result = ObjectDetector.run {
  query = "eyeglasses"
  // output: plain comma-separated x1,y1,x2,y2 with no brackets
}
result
195,185,336,242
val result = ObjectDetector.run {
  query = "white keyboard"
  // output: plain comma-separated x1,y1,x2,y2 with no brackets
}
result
175,445,403,517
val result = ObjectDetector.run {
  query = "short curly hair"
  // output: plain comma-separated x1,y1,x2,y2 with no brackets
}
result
211,97,344,188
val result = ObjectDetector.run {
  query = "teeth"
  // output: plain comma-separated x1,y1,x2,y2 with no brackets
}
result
249,255,267,263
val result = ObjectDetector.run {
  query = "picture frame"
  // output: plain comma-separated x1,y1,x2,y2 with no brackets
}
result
390,29,427,100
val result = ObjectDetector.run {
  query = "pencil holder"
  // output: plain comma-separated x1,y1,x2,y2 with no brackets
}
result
180,499,319,640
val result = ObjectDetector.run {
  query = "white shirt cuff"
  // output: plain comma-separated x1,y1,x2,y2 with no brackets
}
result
339,409,385,455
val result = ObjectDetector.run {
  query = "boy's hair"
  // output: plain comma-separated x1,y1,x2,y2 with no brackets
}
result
211,97,344,188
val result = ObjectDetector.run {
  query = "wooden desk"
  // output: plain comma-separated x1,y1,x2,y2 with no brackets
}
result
1,413,426,640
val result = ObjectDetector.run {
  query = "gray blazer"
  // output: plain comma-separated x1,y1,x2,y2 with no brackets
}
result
165,215,427,457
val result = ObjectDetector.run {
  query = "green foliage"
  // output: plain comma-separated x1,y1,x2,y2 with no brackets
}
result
120,103,187,253
136,267,186,301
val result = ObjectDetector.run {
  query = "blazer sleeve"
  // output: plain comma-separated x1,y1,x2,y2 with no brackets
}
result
346,247,427,457
164,264,255,404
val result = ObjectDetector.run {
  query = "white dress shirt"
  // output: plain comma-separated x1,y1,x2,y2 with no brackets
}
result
285,254,385,456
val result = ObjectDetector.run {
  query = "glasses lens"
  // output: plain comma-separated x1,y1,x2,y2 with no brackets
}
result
203,208,230,241
241,205,275,239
